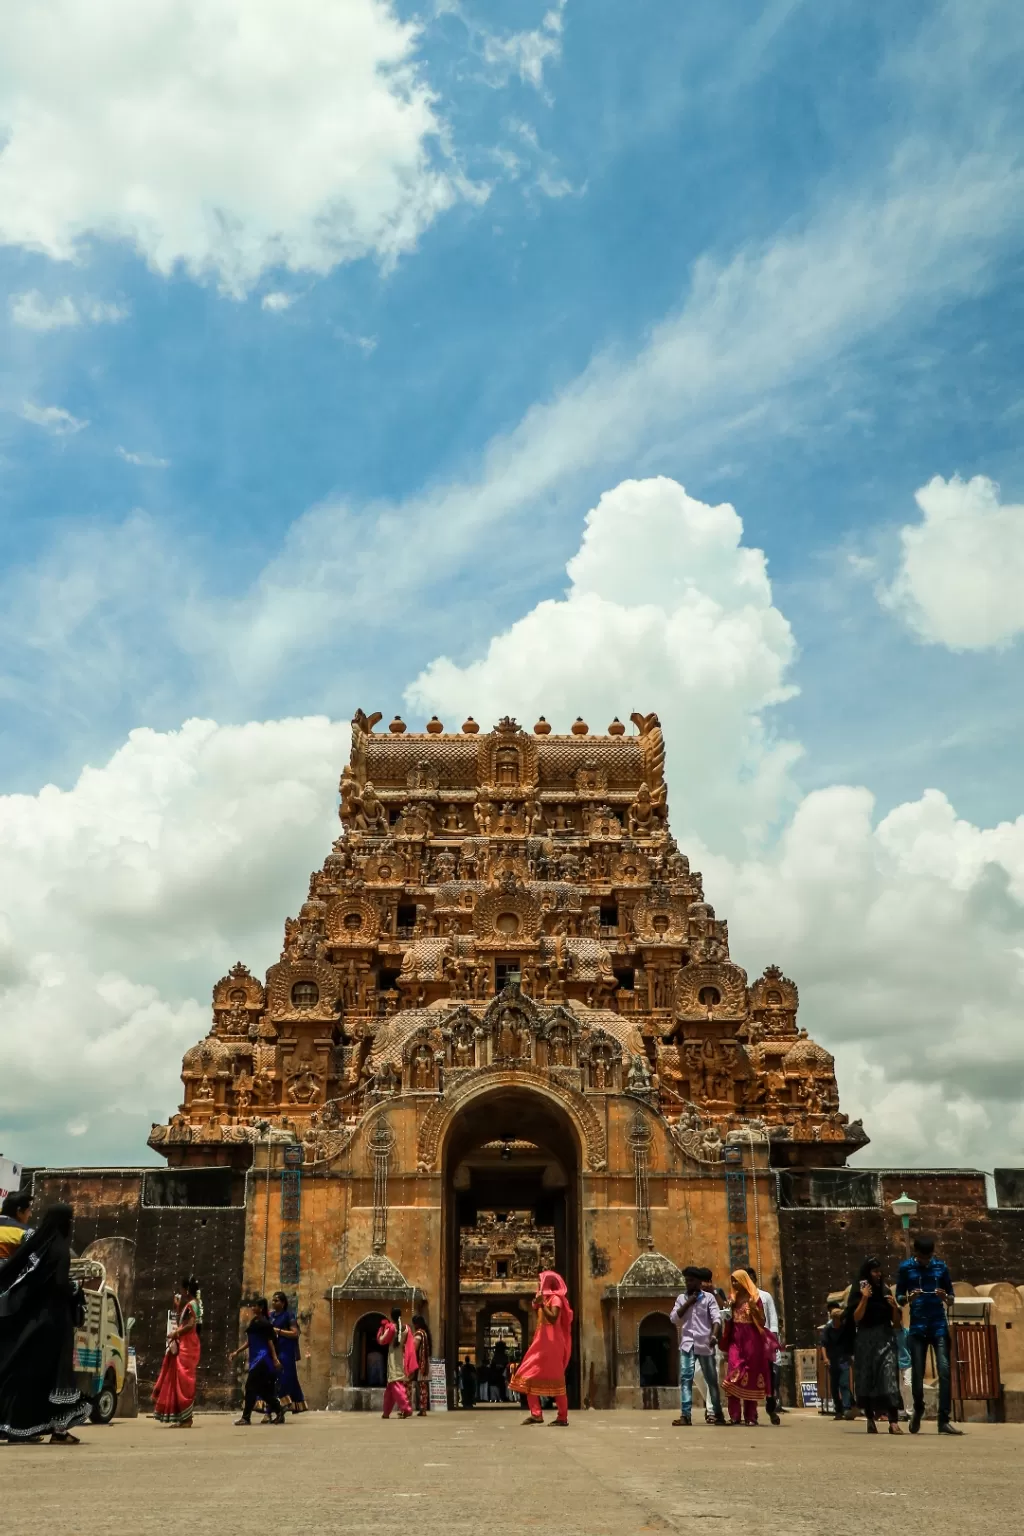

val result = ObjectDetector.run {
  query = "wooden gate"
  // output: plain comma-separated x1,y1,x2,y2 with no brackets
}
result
950,1321,1000,1419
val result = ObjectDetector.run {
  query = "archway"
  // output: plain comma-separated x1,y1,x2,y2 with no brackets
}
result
441,1085,582,1407
351,1311,387,1389
638,1312,678,1391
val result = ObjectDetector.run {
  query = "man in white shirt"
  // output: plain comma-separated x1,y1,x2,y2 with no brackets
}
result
747,1268,782,1425
670,1266,726,1426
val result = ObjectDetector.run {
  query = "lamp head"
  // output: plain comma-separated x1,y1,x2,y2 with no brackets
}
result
891,1191,918,1228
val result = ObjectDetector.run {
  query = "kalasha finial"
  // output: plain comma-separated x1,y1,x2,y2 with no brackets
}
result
608,717,625,736
389,715,407,734
462,717,480,734
571,717,589,736
534,716,551,735
426,716,444,734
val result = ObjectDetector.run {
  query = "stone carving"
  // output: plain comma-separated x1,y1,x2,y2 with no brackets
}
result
627,782,666,838
153,708,863,1166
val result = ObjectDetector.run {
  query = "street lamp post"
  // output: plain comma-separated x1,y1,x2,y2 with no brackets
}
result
891,1191,918,1253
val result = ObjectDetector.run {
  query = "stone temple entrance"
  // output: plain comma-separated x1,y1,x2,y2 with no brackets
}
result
442,1087,581,1406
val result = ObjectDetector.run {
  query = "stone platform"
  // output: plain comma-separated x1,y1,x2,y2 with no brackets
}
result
5,1408,1023,1536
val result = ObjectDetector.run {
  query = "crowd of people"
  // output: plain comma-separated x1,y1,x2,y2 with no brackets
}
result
0,1189,964,1441
820,1235,962,1436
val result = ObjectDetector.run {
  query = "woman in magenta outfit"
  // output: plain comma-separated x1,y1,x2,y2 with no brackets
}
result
511,1270,573,1426
722,1269,776,1426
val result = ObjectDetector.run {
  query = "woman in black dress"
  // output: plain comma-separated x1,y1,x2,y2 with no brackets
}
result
846,1256,904,1434
0,1203,91,1444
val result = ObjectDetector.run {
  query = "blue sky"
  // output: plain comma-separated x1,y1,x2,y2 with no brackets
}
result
2,0,1023,1169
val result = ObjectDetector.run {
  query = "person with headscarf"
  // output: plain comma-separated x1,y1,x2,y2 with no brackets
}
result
510,1270,573,1426
0,1203,91,1444
411,1314,432,1415
270,1291,306,1414
153,1274,202,1428
846,1257,903,1434
721,1269,776,1426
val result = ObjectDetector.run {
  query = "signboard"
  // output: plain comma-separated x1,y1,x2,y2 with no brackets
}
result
428,1358,449,1412
0,1156,23,1202
800,1382,820,1408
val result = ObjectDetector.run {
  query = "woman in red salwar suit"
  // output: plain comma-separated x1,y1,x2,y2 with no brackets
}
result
510,1270,573,1426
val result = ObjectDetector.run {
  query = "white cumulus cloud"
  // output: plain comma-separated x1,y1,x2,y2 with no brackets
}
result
701,785,1024,1169
0,716,348,1167
407,477,800,852
881,475,1024,650
410,473,1024,1171
0,0,464,296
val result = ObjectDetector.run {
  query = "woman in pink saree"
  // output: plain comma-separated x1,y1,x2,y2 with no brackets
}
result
511,1270,573,1426
153,1275,201,1428
722,1269,775,1426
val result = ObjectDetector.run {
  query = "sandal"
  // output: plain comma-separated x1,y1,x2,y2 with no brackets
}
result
49,1432,81,1445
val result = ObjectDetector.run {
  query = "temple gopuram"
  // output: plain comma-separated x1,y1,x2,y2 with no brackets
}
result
141,709,865,1407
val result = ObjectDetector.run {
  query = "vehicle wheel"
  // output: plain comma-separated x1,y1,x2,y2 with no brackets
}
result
92,1375,118,1425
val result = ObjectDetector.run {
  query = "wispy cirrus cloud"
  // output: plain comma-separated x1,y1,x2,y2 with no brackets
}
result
116,446,170,469
10,290,129,331
482,1,566,90
19,402,88,436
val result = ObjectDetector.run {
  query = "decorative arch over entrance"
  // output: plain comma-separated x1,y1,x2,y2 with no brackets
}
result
418,1065,606,1172
440,1083,583,1407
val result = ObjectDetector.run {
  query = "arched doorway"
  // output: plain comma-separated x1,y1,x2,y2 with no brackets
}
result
441,1085,582,1407
637,1312,678,1392
351,1311,387,1389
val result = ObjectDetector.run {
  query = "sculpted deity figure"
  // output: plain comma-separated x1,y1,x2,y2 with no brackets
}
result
473,799,490,834
287,1070,321,1105
453,1026,476,1068
441,805,462,833
224,1001,248,1035
411,1045,434,1091
590,1046,612,1092
194,1073,214,1102
548,1025,571,1067
550,803,572,833
354,782,387,833
496,1008,526,1062
339,764,360,822
627,782,665,837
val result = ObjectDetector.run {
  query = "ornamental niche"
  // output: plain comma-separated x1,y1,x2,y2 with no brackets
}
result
150,709,866,1168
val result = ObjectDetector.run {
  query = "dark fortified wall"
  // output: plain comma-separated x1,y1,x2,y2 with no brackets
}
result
779,1166,1024,1345
29,1166,248,1408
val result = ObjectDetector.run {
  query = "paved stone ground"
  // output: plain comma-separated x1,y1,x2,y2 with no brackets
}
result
5,1407,1021,1535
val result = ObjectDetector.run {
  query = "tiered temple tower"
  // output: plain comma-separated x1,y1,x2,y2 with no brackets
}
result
150,709,866,1408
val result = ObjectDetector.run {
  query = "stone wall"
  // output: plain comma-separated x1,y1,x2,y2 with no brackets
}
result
30,1167,248,1409
778,1167,1024,1346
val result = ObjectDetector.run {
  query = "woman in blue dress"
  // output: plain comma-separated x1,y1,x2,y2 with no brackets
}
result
271,1292,306,1414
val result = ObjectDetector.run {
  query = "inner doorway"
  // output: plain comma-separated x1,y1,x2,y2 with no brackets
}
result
442,1087,581,1407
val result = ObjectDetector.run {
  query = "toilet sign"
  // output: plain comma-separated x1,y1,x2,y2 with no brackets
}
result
0,1156,23,1202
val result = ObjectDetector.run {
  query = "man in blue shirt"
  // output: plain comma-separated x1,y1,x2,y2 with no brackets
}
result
895,1234,962,1436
